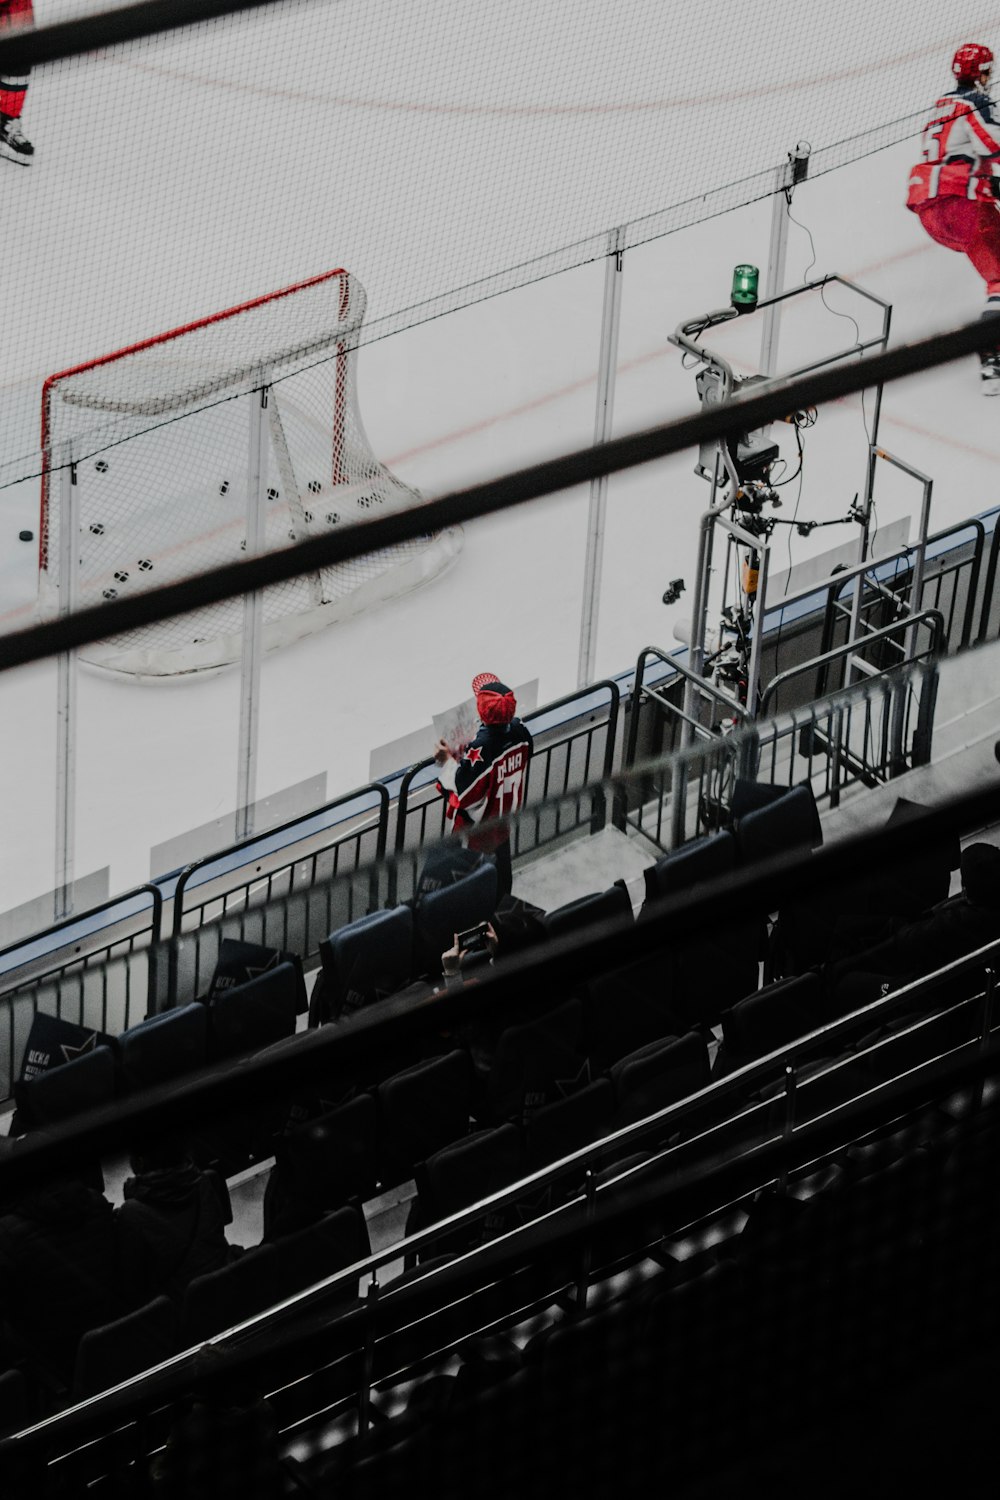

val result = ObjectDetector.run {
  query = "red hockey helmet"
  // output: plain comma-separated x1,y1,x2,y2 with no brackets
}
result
953,42,994,81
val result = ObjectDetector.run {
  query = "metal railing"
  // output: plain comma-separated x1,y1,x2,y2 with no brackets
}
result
623,613,943,851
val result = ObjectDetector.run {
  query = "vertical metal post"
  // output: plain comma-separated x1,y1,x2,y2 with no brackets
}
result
54,450,79,921
576,1168,596,1312
235,385,269,844
778,1063,797,1193
578,227,625,689
744,538,771,719
758,162,793,377
974,967,995,1112
358,1271,379,1438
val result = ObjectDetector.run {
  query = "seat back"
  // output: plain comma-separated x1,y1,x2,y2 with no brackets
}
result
180,1245,279,1345
271,1092,379,1224
19,1044,116,1128
610,1032,711,1124
421,1123,524,1222
208,961,299,1059
488,998,587,1124
642,831,736,908
271,1205,371,1302
735,782,822,864
208,936,309,1015
317,905,415,1022
542,884,632,942
376,1050,473,1186
117,1003,209,1092
72,1295,175,1401
584,958,679,1069
720,972,823,1061
413,863,498,975
523,1078,616,1171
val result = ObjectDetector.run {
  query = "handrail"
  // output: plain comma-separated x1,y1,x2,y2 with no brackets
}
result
759,608,944,716
0,882,162,992
171,781,390,936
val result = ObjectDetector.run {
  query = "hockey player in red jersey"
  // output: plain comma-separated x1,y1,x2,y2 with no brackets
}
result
0,0,33,165
434,674,533,900
907,42,1000,389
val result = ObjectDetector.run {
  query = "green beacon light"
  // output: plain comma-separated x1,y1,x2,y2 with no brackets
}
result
731,264,759,312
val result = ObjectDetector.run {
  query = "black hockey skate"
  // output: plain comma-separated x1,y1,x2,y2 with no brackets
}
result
981,352,1000,395
0,114,33,165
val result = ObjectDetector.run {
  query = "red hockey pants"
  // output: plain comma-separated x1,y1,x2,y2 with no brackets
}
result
0,0,33,120
916,197,1000,297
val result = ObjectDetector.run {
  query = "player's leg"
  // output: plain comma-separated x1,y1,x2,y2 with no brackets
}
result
964,203,1000,390
0,0,34,165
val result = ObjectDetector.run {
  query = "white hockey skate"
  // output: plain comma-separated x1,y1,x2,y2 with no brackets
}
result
0,114,33,165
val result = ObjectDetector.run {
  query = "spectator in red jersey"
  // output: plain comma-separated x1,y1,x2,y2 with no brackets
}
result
0,0,33,165
434,673,533,900
907,42,1000,389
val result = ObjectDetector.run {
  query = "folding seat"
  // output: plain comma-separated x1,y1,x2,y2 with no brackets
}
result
487,997,589,1125
670,913,764,1030
270,1204,371,1305
777,796,958,975
117,1002,209,1092
523,1077,615,1173
729,778,793,821
412,1123,524,1255
312,905,415,1026
610,1031,711,1125
713,972,823,1076
264,1092,379,1238
207,960,299,1060
179,1244,280,1345
71,1295,176,1401
208,935,309,1015
584,959,680,1070
17,1043,116,1129
412,862,498,977
642,829,737,908
376,1050,473,1187
541,883,633,942
734,780,822,865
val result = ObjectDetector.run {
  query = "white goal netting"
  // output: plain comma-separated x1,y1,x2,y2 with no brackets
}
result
40,269,461,675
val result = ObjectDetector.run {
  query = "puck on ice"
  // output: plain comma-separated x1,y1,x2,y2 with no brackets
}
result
19,530,33,542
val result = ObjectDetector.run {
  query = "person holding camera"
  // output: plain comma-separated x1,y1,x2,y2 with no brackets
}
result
906,43,1000,389
433,673,533,899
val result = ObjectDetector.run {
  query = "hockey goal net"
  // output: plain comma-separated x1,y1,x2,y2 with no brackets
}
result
40,268,460,675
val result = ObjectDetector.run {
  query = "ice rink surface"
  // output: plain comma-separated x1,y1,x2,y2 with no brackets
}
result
3,2,1000,915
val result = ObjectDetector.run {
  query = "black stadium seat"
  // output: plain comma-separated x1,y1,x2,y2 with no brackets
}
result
642,830,737,907
18,1044,117,1129
413,1124,524,1255
207,961,299,1059
72,1295,176,1401
117,1002,209,1092
542,884,633,941
413,862,498,976
523,1078,616,1171
714,972,824,1075
488,998,589,1125
376,1050,473,1187
264,1092,380,1238
314,905,415,1025
610,1031,711,1125
180,1245,280,1345
734,781,822,864
270,1205,371,1304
